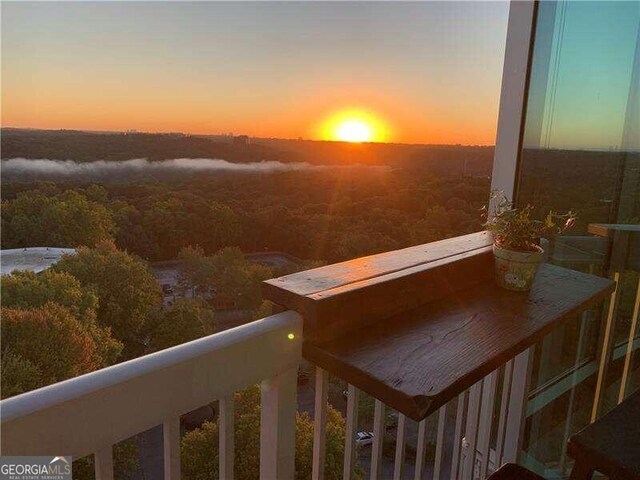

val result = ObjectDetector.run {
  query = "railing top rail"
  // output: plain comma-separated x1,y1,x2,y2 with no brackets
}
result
1,311,302,457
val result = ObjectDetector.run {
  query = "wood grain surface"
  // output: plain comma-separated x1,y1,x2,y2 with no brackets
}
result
304,264,614,420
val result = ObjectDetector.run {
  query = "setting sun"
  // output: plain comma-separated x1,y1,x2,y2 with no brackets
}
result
318,109,391,143
336,120,372,143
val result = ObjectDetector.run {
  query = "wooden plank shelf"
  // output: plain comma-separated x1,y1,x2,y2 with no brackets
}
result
263,232,615,421
587,223,640,239
264,231,494,342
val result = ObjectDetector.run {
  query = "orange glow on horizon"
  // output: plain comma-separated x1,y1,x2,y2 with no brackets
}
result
317,109,391,143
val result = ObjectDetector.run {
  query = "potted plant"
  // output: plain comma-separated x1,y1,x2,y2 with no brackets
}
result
484,193,576,291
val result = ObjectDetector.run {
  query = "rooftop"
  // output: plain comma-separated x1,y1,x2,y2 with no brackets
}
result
0,247,76,275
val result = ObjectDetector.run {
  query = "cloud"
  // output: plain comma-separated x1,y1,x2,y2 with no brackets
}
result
2,158,384,176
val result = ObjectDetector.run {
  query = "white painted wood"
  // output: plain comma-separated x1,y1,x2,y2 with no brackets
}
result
163,417,181,480
94,446,114,480
490,0,537,200
495,361,514,466
477,371,498,479
432,405,447,480
502,348,534,464
413,418,428,480
260,367,297,480
619,277,640,403
312,367,329,480
450,392,467,480
219,394,235,480
462,381,482,478
0,311,303,457
592,272,621,422
393,413,407,480
370,400,385,480
343,384,360,480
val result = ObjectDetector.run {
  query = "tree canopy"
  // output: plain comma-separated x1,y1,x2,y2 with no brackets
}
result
181,385,362,480
2,269,98,324
178,246,272,311
1,269,122,368
1,189,116,248
53,241,162,357
148,298,215,351
1,304,107,398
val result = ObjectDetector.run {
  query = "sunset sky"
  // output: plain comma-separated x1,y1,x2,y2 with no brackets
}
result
1,1,509,145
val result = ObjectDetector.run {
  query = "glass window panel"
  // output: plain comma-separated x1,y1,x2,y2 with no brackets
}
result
518,1,639,476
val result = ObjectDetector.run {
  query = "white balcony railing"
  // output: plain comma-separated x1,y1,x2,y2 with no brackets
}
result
0,309,529,480
0,311,303,480
0,268,636,480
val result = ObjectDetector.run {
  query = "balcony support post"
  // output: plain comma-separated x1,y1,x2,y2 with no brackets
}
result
94,446,114,480
490,0,537,201
219,394,235,480
618,277,640,403
392,413,407,480
432,405,447,480
342,384,360,480
451,391,468,479
502,347,534,464
462,381,483,478
260,367,297,480
370,400,386,480
495,361,513,466
414,417,429,480
477,370,498,478
312,367,328,480
592,272,621,421
163,417,181,480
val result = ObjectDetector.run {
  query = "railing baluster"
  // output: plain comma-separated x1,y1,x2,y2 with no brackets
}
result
94,446,114,480
619,277,640,403
370,400,386,480
462,381,482,478
477,370,498,478
414,418,428,480
450,391,467,480
163,417,181,480
560,311,591,474
343,384,360,480
219,394,235,480
261,367,297,480
592,271,621,422
502,347,533,464
393,413,407,480
312,367,329,480
432,405,447,480
495,360,513,466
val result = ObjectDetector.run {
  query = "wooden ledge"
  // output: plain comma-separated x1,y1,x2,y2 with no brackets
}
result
588,223,640,238
263,231,493,341
303,264,614,420
262,233,615,420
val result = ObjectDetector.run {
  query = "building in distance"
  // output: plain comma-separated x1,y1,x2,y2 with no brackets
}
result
1,247,76,275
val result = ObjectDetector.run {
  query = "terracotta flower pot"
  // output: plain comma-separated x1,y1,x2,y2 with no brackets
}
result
493,244,544,291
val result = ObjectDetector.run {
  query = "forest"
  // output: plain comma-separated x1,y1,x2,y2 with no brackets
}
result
2,129,638,479
1,169,491,263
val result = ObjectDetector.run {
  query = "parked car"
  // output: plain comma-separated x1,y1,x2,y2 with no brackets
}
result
355,431,374,446
180,405,215,430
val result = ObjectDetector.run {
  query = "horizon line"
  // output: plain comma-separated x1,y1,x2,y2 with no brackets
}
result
0,126,495,149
